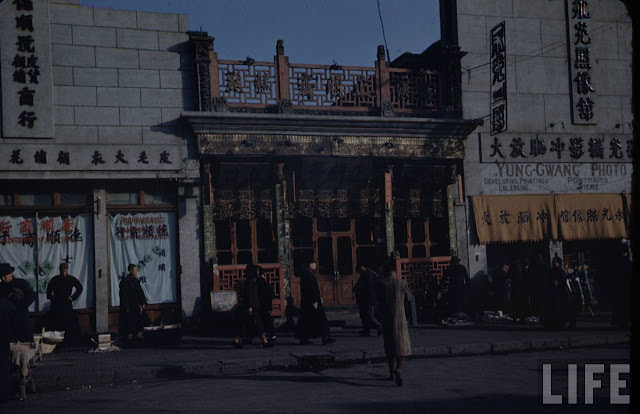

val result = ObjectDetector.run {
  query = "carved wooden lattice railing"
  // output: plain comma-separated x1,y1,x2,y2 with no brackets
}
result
213,263,285,316
389,68,439,112
206,42,441,116
396,256,451,298
218,60,278,105
288,64,377,109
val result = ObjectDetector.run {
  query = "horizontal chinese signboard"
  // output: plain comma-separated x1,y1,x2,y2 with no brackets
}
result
0,144,183,171
1,0,54,138
480,133,632,163
472,193,629,244
466,162,632,195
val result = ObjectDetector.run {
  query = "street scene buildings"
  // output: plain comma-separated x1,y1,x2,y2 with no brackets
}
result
0,0,633,334
0,1,633,407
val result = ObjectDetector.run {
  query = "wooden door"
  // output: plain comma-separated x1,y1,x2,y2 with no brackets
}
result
316,225,356,306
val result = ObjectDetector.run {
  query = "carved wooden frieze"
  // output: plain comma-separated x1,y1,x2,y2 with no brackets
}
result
198,133,465,159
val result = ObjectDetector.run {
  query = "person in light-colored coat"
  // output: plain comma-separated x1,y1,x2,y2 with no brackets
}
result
376,259,412,386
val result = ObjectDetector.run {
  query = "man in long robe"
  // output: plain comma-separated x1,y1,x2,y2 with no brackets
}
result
354,263,380,336
376,259,412,386
295,261,334,345
232,264,271,348
118,264,148,343
46,263,83,344
445,257,469,317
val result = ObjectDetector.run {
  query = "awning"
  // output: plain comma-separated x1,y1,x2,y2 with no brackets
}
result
471,194,558,244
472,193,630,244
556,193,628,241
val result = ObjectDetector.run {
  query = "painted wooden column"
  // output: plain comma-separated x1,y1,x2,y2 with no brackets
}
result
274,162,291,299
384,166,395,256
92,187,109,333
200,161,215,317
446,164,458,255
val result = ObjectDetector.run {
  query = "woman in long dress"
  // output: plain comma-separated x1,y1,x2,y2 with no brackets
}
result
376,260,412,386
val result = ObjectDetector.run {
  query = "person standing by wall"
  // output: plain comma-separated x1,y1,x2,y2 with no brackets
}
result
445,257,470,317
376,258,412,386
611,244,631,328
0,263,35,343
118,264,148,344
46,263,83,344
493,262,510,314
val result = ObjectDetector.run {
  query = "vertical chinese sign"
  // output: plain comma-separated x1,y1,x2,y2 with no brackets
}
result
108,213,177,306
489,21,507,135
0,215,94,311
0,0,54,138
565,0,596,124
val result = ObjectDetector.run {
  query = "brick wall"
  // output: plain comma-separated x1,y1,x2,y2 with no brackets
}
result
48,0,195,148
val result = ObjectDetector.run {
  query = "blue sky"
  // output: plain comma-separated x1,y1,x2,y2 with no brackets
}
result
81,0,440,66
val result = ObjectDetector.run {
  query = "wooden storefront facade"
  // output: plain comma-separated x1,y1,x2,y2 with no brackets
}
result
184,34,481,312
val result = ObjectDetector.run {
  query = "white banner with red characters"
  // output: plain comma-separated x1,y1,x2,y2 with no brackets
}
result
108,212,177,306
0,216,37,311
0,215,94,311
36,215,94,311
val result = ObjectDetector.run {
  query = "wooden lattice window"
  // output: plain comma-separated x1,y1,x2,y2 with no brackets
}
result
214,218,277,265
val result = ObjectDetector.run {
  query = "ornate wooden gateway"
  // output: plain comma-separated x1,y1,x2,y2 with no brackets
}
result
184,34,481,308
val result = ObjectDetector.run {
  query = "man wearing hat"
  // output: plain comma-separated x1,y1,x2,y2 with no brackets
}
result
118,264,148,344
0,263,35,343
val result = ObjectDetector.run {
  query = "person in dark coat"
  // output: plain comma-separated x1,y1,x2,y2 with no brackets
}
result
542,257,574,329
509,259,527,322
118,264,148,342
376,258,412,387
493,262,510,313
0,263,35,343
295,261,334,345
46,263,83,344
611,244,631,328
0,283,17,403
445,257,470,317
353,262,381,336
232,264,272,348
256,266,276,342
528,254,546,317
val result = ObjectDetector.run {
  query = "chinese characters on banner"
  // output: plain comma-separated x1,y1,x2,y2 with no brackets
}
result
566,0,596,124
108,213,177,306
489,21,507,135
472,193,629,244
0,0,54,138
0,215,95,311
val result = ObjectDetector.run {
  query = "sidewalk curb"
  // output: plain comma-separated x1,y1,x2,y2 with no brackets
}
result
31,333,629,394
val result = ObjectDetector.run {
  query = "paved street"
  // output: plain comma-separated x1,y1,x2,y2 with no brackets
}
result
4,345,629,413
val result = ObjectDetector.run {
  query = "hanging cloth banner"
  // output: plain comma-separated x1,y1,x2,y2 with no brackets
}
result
37,215,94,311
471,194,558,244
108,212,177,306
0,216,37,311
555,193,628,241
0,215,94,311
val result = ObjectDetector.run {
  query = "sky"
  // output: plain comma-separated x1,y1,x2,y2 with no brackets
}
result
80,0,441,66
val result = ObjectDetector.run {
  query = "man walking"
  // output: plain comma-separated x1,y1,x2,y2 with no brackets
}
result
376,258,412,386
354,262,380,336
